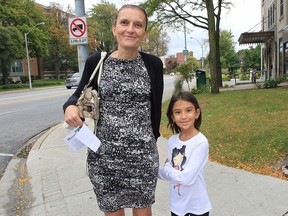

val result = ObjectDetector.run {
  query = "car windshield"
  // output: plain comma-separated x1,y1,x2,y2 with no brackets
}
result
72,73,79,78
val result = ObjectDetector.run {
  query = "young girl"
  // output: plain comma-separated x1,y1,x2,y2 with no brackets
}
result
159,91,212,216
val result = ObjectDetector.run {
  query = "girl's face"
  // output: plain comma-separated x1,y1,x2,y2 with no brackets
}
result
172,99,200,132
112,8,147,51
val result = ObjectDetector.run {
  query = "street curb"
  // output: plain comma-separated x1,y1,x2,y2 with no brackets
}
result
31,124,62,150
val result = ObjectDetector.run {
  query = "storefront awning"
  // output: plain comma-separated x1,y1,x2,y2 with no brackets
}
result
238,31,274,45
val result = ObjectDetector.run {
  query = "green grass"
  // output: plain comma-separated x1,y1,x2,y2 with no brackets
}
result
161,88,288,179
0,79,65,92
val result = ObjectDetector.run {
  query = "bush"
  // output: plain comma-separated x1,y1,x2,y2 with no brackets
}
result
263,80,278,88
20,76,29,83
275,75,287,83
222,74,230,81
173,76,184,93
191,85,211,94
239,73,250,80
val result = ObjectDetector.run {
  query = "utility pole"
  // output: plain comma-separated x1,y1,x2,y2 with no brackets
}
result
75,0,89,77
183,21,188,62
24,22,45,89
191,37,205,69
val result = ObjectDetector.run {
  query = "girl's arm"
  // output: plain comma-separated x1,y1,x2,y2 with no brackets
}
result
160,141,209,186
158,159,170,180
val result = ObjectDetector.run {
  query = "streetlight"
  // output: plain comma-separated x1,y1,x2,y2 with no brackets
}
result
191,37,205,69
25,22,45,89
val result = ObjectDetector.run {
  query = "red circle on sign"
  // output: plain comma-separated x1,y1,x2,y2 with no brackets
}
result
70,18,86,38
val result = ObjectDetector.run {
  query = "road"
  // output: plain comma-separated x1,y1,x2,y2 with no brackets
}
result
0,75,182,180
0,87,73,179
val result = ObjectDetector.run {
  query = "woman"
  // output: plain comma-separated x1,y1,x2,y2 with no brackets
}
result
63,5,164,216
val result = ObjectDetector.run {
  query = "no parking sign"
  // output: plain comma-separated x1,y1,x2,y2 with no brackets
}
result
68,17,88,45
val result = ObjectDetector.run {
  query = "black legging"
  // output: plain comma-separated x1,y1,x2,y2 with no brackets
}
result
171,212,209,216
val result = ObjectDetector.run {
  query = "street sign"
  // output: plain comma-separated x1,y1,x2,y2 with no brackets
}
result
68,17,88,45
183,49,189,56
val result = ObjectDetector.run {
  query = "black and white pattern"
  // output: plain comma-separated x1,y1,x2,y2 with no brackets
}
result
87,56,159,212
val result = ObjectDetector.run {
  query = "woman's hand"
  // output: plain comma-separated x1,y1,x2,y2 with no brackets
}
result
64,105,84,128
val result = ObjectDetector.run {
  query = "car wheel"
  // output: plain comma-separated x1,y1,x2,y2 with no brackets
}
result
66,86,72,89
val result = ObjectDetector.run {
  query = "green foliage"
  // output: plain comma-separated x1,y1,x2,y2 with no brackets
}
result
0,0,48,84
186,55,200,70
141,21,170,56
88,1,117,52
173,76,184,93
222,74,230,81
238,45,261,70
20,76,29,83
239,73,250,80
263,80,279,88
0,79,65,91
44,3,76,74
191,85,211,94
219,29,238,68
275,75,287,83
175,63,193,91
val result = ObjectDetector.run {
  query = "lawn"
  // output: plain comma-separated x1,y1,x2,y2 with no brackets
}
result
160,88,288,180
0,79,65,91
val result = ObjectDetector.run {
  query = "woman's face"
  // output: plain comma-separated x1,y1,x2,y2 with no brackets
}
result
112,7,147,51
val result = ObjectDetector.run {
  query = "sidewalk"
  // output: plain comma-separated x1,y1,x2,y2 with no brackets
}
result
1,80,288,216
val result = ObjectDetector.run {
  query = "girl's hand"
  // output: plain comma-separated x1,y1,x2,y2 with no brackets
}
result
64,105,84,128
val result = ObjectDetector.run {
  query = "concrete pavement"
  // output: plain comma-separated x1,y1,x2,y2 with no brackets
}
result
1,79,288,216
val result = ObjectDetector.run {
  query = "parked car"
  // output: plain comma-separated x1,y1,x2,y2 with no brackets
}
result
65,72,80,89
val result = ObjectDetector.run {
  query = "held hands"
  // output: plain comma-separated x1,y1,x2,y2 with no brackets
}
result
164,158,169,165
64,105,84,128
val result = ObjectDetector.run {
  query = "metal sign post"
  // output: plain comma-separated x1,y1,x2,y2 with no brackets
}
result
72,0,89,77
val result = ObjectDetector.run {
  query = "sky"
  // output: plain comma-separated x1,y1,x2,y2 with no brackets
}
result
35,0,261,59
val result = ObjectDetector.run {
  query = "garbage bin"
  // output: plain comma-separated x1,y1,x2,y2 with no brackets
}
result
196,70,206,89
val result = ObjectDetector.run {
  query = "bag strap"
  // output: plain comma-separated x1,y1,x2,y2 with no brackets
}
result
87,51,107,87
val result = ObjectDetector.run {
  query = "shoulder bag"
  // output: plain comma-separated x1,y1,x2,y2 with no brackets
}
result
77,51,107,133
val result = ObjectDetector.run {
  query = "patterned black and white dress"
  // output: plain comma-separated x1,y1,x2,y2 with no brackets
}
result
87,55,159,212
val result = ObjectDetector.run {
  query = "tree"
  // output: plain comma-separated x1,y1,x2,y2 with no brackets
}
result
141,22,170,56
175,63,193,91
88,1,117,52
0,0,47,84
42,3,77,78
239,45,261,70
187,55,201,72
141,0,233,94
0,26,23,84
219,29,238,69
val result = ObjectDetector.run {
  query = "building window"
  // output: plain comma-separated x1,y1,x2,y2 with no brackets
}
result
285,43,288,76
10,60,23,76
268,3,275,29
280,0,284,17
279,38,283,75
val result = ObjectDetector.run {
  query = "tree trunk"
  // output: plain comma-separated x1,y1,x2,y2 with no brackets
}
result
205,0,219,94
215,31,223,87
55,60,60,79
1,63,9,85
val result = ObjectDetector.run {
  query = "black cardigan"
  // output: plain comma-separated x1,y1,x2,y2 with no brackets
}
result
63,51,164,139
